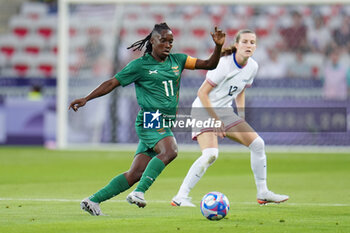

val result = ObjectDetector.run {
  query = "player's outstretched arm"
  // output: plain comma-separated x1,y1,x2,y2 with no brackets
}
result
195,26,225,70
68,77,120,112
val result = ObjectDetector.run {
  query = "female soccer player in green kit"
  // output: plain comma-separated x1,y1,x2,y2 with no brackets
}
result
69,23,226,216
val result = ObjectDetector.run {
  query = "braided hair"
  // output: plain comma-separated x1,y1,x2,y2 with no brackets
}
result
221,29,256,57
127,22,172,55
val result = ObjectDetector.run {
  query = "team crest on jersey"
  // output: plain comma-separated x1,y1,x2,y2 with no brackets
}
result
172,66,179,76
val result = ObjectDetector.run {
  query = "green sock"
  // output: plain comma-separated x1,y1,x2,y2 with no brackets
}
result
135,157,165,193
89,174,130,203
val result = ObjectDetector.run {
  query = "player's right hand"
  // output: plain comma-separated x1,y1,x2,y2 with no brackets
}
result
214,120,226,139
68,98,87,112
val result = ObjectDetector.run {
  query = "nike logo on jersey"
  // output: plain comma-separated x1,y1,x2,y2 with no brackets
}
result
149,70,158,74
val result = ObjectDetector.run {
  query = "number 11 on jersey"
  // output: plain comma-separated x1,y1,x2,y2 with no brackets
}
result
162,80,174,96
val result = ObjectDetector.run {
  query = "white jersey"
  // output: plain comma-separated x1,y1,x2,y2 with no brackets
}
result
192,54,258,108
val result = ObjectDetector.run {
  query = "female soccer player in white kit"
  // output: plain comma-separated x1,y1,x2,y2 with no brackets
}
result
171,29,289,207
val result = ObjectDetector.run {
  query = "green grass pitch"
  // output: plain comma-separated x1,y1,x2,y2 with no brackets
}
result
1,147,349,233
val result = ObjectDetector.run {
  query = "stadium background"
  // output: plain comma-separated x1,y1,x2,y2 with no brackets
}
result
0,0,349,148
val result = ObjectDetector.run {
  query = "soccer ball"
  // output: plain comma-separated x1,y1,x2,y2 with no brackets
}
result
200,191,230,221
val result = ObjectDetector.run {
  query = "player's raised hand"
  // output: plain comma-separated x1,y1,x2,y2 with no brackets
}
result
211,27,226,46
68,98,87,112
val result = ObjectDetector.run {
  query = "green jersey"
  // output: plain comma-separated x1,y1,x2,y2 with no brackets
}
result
115,53,190,124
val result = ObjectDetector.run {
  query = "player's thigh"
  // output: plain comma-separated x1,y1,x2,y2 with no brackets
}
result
226,121,259,147
197,132,218,151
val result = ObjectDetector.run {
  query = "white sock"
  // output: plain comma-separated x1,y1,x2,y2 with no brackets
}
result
249,136,268,194
176,148,219,198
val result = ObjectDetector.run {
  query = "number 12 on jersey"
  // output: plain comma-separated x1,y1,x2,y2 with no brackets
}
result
162,80,174,96
228,86,238,96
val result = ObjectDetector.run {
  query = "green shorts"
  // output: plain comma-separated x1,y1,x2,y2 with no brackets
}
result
134,124,174,158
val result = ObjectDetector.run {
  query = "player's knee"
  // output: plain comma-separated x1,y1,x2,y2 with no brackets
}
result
160,147,178,164
167,148,178,161
202,148,219,167
249,136,265,152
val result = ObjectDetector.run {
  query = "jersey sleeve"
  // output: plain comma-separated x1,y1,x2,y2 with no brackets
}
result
184,56,197,70
205,57,226,87
173,53,197,71
114,60,141,87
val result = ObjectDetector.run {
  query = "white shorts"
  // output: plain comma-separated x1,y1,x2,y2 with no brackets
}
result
190,106,244,140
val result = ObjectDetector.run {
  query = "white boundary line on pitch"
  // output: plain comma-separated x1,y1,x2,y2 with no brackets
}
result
59,143,350,154
0,198,349,207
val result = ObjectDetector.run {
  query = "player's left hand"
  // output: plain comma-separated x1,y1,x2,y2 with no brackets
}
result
211,27,226,46
68,98,87,112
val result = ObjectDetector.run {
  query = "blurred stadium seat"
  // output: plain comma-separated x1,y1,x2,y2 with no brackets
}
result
34,15,57,40
69,16,83,38
303,53,325,78
20,2,49,19
188,16,212,39
9,16,33,39
254,16,272,38
22,35,46,55
35,52,56,77
134,18,157,37
0,35,20,60
9,53,35,77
